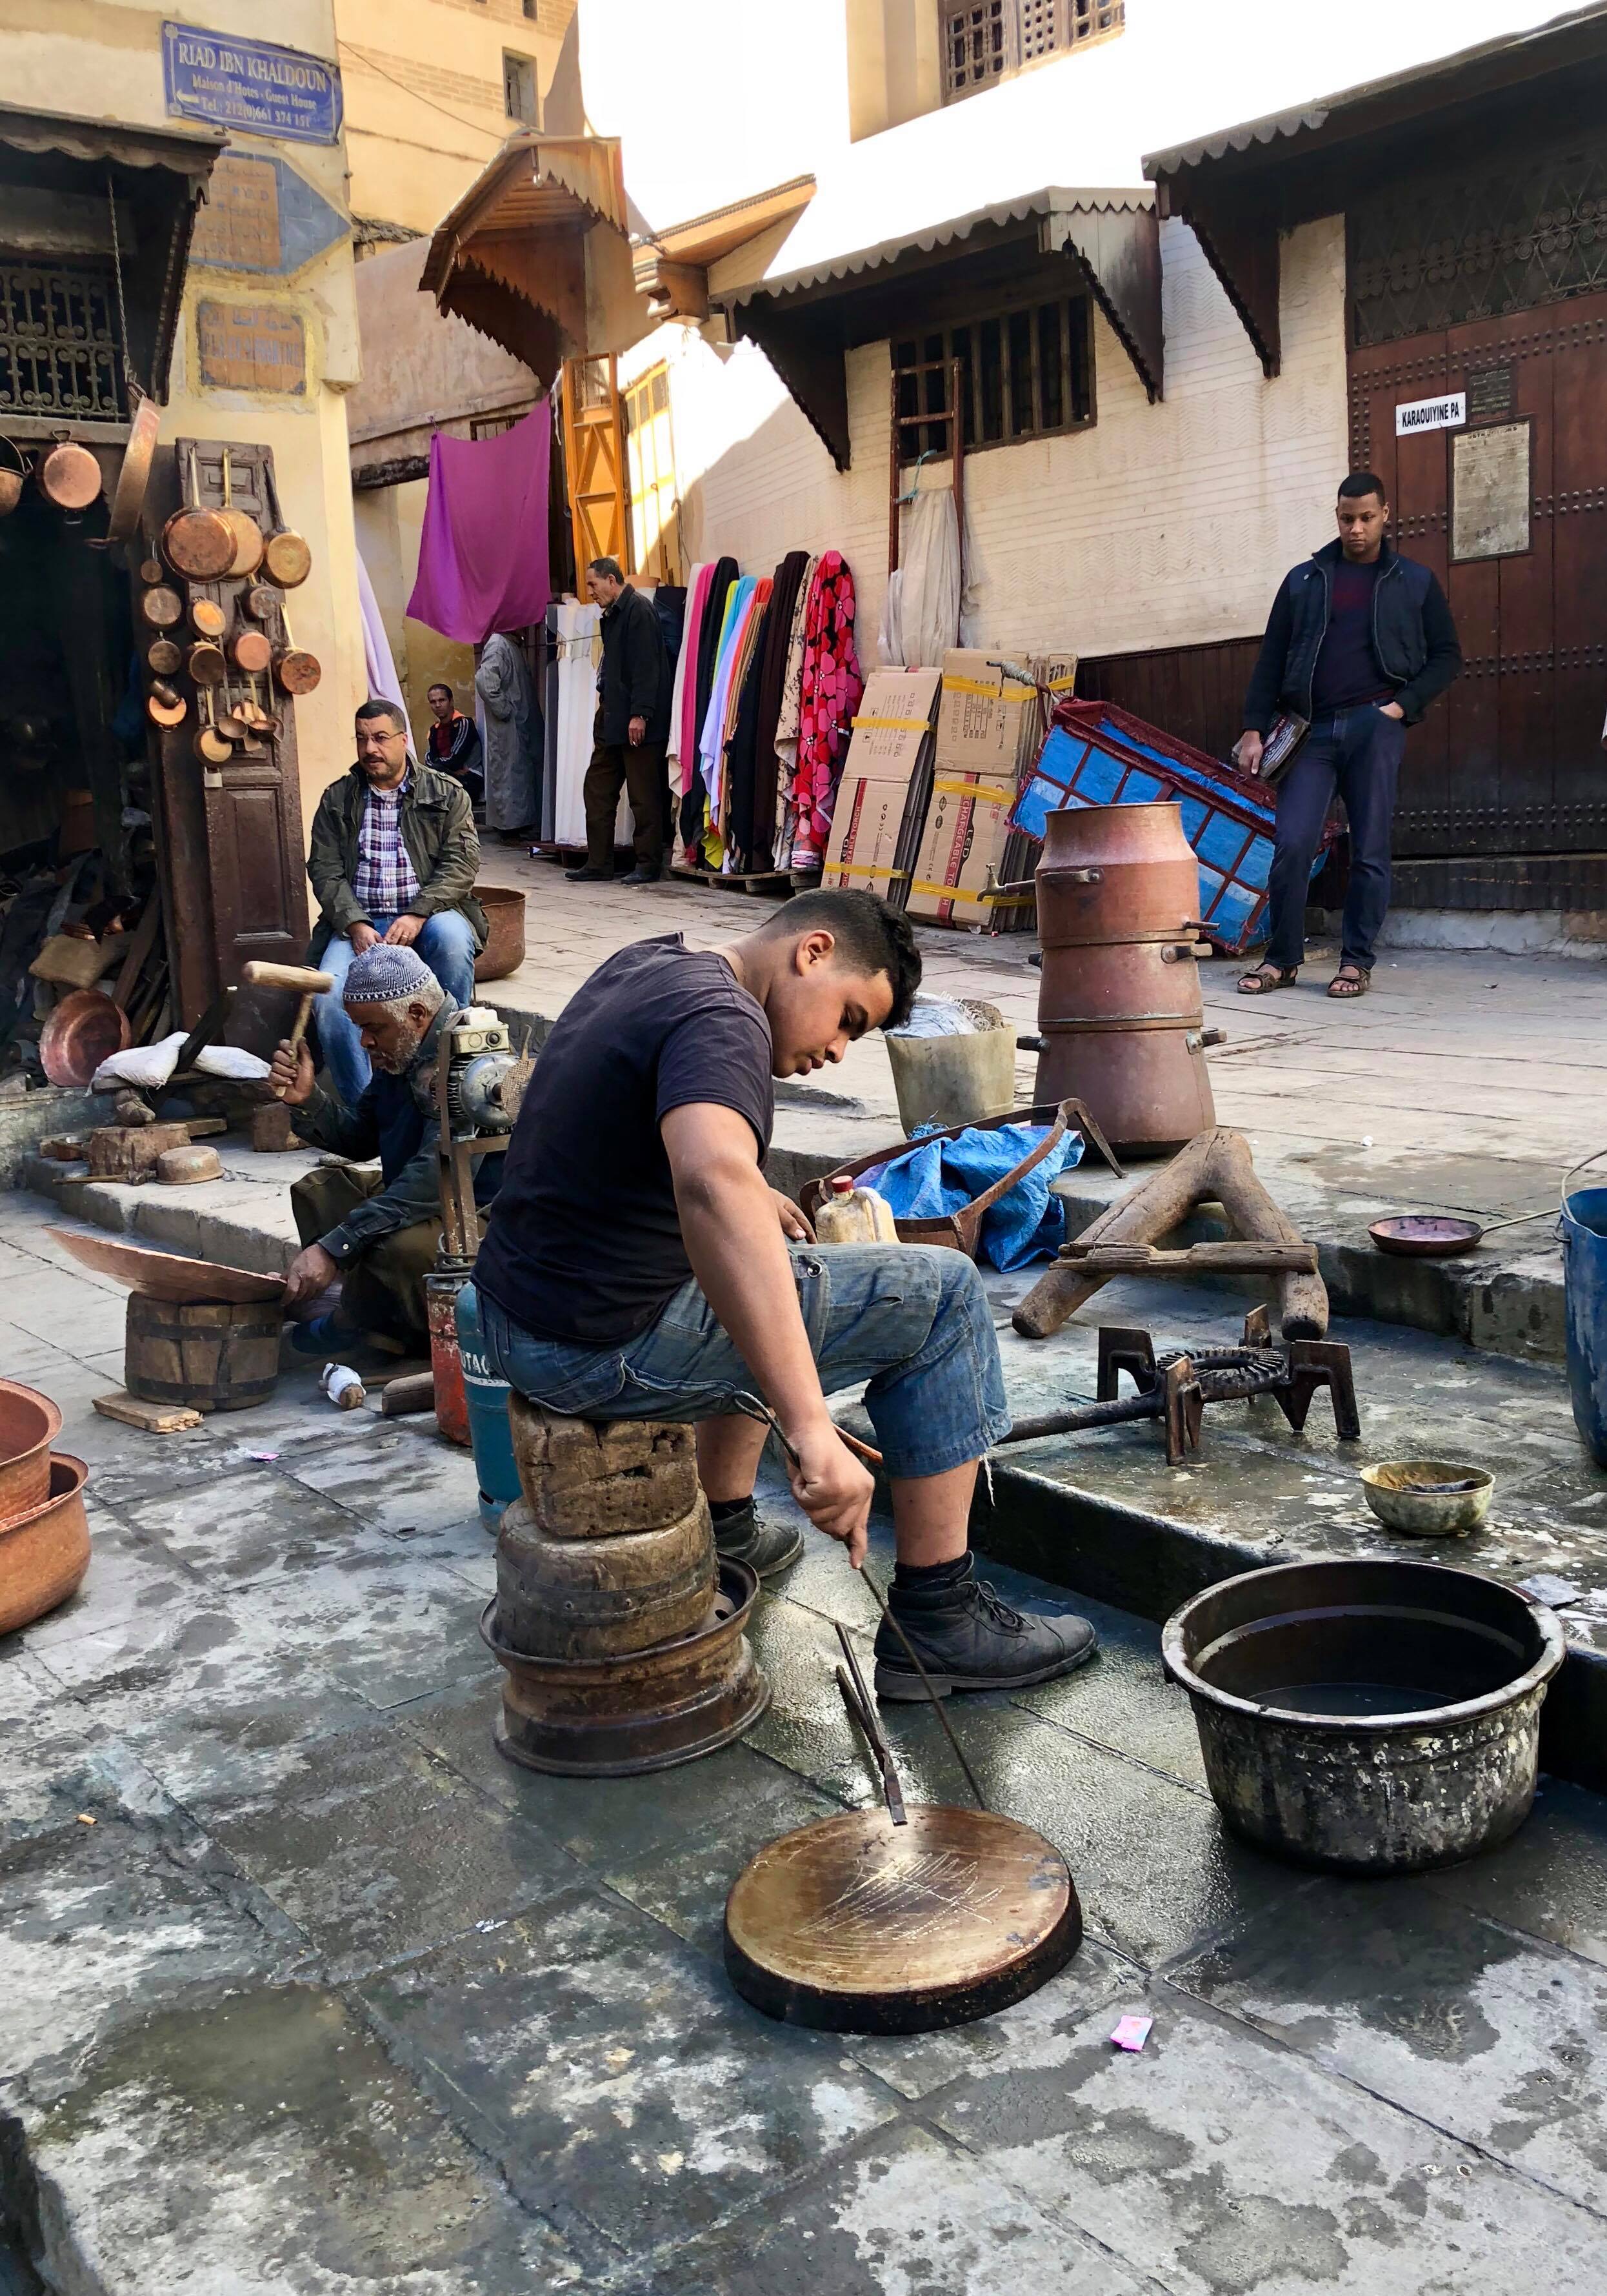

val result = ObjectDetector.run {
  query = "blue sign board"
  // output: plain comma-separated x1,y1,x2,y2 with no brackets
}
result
163,22,343,146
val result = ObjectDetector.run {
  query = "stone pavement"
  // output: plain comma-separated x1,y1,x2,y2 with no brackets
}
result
477,854,1607,1362
4,1201,1607,2291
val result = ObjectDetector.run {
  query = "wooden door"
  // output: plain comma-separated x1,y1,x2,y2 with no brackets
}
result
561,355,629,574
152,439,309,1022
1348,291,1607,882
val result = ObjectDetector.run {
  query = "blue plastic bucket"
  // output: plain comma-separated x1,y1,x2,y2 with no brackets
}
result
454,1280,521,1533
1561,1158,1607,1467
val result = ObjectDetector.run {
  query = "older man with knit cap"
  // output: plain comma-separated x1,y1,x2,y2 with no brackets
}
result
270,943,499,1353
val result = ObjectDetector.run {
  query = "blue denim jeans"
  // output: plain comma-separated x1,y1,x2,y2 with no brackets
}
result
1266,704,1406,974
314,911,479,1107
478,1244,1012,1481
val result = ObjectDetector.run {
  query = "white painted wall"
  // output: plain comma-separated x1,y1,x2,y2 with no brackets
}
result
621,214,1347,663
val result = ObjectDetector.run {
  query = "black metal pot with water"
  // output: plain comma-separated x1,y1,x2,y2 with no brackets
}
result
1163,1559,1566,1875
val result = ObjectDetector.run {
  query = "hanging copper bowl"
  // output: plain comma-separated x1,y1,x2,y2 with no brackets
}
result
0,438,28,517
140,585,183,630
217,447,264,577
230,626,273,674
244,581,283,621
38,439,103,512
190,597,227,639
162,445,234,581
187,639,227,686
146,636,182,676
39,989,130,1089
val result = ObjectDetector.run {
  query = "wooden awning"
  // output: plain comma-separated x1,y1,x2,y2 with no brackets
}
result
632,176,817,322
421,132,647,381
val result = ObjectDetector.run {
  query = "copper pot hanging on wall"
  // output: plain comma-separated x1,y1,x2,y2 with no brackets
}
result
38,438,103,512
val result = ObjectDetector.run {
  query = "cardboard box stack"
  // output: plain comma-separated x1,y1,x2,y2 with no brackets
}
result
908,650,1077,932
821,667,943,909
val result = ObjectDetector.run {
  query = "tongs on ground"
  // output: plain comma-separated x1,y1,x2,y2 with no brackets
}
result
730,1389,988,1817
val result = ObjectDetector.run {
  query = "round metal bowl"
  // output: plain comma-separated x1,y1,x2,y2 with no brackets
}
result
0,1380,63,1528
473,885,527,983
1362,1460,1493,1538
38,989,130,1089
1368,1214,1482,1257
1163,1558,1566,1874
0,1453,90,1636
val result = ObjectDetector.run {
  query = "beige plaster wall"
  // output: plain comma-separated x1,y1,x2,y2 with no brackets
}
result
619,216,1348,667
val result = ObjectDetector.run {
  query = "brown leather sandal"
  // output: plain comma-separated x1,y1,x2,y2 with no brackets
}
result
1327,965,1370,998
1238,963,1299,995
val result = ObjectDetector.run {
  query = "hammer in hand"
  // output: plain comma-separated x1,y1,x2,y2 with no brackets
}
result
242,960,334,1100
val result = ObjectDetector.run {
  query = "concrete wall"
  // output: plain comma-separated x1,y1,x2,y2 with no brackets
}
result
1,0,366,865
346,239,538,469
335,0,577,235
623,215,1348,665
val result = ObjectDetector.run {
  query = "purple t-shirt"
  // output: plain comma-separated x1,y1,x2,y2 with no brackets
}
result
1312,558,1393,714
475,934,774,1345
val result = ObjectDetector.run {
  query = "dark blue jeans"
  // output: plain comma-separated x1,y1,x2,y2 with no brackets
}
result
1266,705,1406,974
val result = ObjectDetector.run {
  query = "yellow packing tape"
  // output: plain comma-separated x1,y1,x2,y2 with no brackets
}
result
850,715,933,732
826,862,910,883
931,778,1010,803
939,674,1032,703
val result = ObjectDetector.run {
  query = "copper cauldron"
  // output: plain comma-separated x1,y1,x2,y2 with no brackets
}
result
1037,802,1201,947
1018,803,1218,1156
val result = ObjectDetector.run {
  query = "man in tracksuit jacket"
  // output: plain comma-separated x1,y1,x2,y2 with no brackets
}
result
1237,471,1461,999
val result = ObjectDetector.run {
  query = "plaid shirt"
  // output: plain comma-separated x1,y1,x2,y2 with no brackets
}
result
351,774,421,917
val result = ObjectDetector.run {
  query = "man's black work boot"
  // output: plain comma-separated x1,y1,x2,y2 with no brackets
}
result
708,1495,803,1578
873,1556,1097,1698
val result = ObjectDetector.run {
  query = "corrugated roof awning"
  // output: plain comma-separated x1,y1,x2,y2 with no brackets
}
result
1143,1,1607,378
716,185,1162,470
0,104,223,409
421,132,649,382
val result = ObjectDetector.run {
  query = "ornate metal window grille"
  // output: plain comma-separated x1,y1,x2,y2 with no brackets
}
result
1350,134,1607,347
896,290,1093,453
943,0,1123,103
0,260,126,421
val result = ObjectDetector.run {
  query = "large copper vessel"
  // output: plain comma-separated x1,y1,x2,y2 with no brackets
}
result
1028,803,1218,1156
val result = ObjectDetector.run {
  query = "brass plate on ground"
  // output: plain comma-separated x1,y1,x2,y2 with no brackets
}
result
724,1805,1081,2033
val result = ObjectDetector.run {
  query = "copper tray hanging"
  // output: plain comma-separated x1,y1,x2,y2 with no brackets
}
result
163,447,234,581
217,447,264,576
146,636,182,676
261,461,310,589
274,605,321,695
103,390,160,547
230,625,273,674
146,680,187,727
192,690,232,765
38,436,103,512
140,585,183,629
0,438,28,517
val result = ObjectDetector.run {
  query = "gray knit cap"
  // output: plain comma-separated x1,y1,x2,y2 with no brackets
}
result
342,943,439,1007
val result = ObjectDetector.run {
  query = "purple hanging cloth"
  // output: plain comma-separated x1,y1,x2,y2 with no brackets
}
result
406,400,552,643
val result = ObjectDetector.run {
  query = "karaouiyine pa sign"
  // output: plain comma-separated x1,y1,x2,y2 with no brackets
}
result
163,23,343,146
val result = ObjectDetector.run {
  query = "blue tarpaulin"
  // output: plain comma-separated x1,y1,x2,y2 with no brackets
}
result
864,1122,1085,1270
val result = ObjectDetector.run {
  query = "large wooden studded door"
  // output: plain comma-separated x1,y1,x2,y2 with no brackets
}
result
153,439,310,1021
561,354,630,574
1349,294,1607,909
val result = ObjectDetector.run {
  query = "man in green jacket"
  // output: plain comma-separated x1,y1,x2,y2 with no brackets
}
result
306,698,488,1105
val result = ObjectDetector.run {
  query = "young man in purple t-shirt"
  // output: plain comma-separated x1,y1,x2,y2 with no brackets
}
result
1235,472,1461,1000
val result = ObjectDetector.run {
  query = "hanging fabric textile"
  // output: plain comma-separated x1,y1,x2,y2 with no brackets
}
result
789,551,863,870
772,552,818,869
667,559,711,791
878,486,961,672
406,401,552,643
356,547,415,759
548,599,611,851
681,555,737,856
711,579,771,870
734,550,811,869
697,576,759,863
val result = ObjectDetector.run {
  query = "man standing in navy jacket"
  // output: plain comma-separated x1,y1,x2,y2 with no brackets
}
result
1236,472,1461,1000
568,558,674,887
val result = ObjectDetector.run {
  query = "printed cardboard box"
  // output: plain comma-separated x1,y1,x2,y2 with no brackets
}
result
907,769,1026,930
821,667,941,903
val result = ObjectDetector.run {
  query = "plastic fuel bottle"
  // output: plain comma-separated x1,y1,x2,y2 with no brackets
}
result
814,1173,899,1244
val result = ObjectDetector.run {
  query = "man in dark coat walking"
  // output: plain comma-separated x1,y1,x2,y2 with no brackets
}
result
568,557,674,885
1236,471,1461,1000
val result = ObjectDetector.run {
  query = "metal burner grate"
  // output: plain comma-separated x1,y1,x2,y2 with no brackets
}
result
0,261,126,421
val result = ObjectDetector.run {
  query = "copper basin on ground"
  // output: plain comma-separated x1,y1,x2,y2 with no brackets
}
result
474,884,527,983
0,1380,63,1527
0,1453,90,1635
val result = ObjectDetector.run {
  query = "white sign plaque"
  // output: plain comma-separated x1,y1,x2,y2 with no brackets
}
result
1395,391,1466,436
